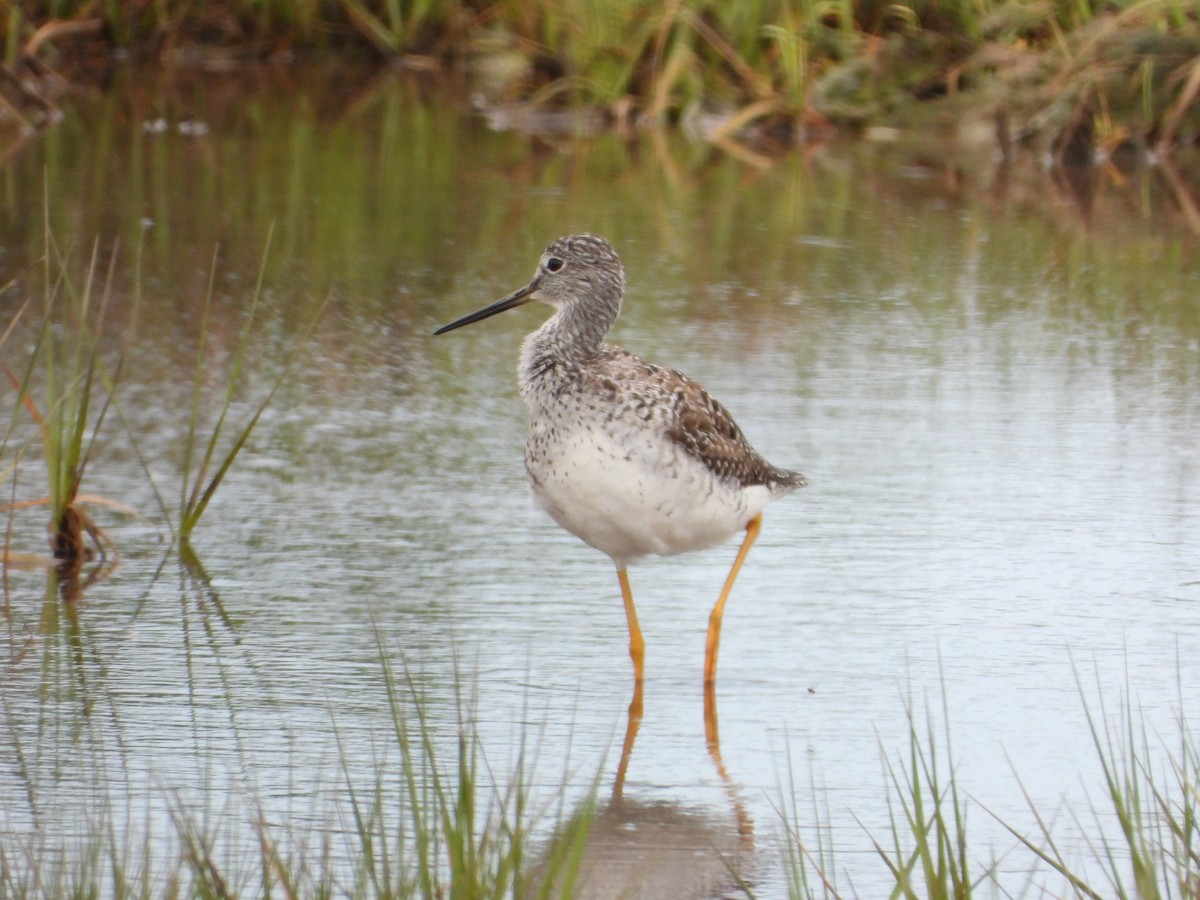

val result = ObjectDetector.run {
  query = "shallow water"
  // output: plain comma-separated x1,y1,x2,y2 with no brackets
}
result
2,64,1199,897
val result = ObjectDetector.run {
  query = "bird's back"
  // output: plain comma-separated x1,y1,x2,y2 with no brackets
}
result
580,345,806,495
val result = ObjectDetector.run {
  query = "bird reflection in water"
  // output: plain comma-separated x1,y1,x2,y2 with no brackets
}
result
557,683,755,899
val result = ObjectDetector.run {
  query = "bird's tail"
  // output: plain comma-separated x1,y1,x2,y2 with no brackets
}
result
771,467,807,493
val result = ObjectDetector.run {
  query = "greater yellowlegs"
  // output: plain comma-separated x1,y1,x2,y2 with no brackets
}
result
434,233,805,684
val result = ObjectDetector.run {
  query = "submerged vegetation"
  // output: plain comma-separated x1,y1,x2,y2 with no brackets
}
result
3,0,1199,156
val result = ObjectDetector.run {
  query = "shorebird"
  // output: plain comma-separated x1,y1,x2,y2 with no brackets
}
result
434,234,805,684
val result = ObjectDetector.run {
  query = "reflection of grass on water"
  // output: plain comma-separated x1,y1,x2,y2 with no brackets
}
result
774,667,1200,900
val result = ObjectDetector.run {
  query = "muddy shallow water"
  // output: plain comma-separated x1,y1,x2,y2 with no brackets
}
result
2,65,1198,897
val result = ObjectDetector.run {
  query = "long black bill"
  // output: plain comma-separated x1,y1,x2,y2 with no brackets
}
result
433,280,539,335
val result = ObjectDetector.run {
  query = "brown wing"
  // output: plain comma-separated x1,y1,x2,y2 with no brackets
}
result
587,346,805,491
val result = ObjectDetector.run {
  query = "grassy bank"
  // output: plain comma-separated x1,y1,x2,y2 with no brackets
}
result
5,1,1199,157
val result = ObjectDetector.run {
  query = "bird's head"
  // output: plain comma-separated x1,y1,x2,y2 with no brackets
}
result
434,233,625,336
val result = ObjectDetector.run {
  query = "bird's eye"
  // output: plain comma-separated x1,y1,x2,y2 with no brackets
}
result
546,257,564,273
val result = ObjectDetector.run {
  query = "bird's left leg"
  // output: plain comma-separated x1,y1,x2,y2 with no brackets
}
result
703,513,762,685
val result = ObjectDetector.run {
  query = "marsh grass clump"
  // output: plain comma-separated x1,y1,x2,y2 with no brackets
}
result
1001,667,1200,899
773,743,842,900
2,215,322,582
775,671,1200,900
365,640,595,899
3,228,129,572
166,244,328,548
165,234,326,547
0,636,597,899
870,696,978,900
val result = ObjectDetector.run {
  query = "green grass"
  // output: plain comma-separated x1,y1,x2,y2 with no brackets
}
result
2,206,128,569
3,611,1195,899
3,213,320,566
366,641,595,899
773,735,841,900
165,230,327,547
774,671,1200,899
0,626,598,899
870,690,977,900
775,675,990,900
999,663,1200,899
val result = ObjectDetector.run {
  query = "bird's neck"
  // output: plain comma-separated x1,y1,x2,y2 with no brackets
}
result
519,301,616,387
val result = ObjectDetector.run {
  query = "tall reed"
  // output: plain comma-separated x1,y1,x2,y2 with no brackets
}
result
161,230,327,546
4,212,129,567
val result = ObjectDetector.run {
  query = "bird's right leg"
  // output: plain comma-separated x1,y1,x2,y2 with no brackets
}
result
617,565,645,683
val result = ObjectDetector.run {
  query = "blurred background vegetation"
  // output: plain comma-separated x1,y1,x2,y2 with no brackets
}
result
3,0,1199,158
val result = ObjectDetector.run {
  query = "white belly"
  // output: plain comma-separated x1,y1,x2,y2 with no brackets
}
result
526,423,769,565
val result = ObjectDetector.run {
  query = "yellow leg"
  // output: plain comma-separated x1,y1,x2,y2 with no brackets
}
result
704,513,762,685
617,565,645,683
